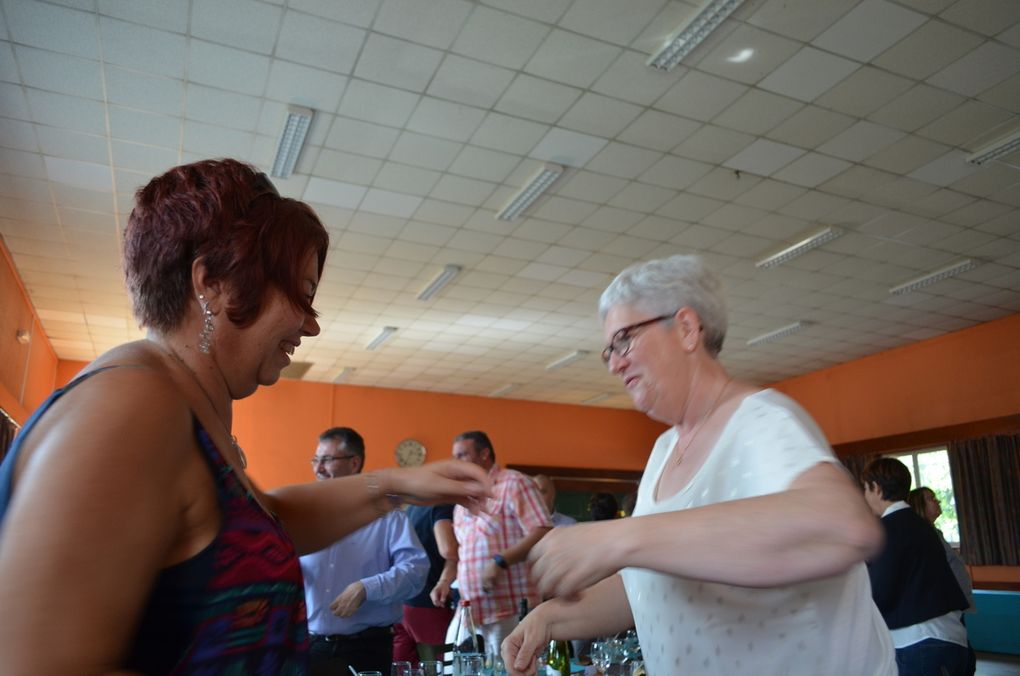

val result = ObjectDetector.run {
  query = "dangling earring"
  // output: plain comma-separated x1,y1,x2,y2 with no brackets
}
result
197,293,215,354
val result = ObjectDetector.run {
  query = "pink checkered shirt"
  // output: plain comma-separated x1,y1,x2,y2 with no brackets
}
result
453,465,552,626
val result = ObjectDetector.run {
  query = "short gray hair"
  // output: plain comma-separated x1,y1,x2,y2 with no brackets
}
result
598,254,727,356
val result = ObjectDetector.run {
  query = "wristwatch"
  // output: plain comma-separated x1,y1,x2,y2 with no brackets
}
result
492,553,509,569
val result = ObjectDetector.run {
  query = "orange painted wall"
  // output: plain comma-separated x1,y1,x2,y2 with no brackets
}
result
772,312,1020,448
0,238,59,424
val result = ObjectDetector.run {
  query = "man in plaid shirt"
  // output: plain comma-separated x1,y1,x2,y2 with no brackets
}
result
451,430,553,657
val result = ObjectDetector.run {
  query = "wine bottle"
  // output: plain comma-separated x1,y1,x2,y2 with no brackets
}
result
546,639,570,676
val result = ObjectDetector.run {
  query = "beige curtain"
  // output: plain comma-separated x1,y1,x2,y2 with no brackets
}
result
948,434,1020,566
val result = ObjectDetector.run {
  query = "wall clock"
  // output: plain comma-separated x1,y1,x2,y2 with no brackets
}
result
395,438,427,467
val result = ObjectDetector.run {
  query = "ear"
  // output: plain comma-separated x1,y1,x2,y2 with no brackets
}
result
352,456,364,474
191,257,224,310
675,307,702,352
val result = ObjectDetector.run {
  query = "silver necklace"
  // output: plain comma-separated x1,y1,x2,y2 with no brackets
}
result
166,346,247,469
674,377,732,466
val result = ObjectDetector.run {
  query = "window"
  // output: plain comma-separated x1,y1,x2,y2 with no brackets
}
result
890,446,959,545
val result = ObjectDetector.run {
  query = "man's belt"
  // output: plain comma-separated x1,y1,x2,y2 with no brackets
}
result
310,625,394,642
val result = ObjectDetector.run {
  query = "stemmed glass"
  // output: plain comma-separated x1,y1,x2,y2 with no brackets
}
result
592,638,622,675
391,662,412,676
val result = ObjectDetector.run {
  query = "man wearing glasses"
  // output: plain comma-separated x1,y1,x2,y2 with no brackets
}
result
300,427,428,676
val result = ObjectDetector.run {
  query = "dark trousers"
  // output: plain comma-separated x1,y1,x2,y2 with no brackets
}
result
895,638,971,676
309,626,394,676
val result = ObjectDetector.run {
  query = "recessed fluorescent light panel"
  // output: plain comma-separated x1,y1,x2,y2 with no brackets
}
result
889,259,978,295
489,384,517,397
756,226,843,269
647,0,749,71
747,321,812,348
496,163,565,221
417,264,462,301
545,349,589,371
966,127,1020,166
365,326,398,351
271,105,314,178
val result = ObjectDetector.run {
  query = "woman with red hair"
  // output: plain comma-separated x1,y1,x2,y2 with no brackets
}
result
0,159,489,674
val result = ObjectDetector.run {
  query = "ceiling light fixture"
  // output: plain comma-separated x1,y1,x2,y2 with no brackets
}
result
747,321,812,348
726,48,754,63
496,162,565,221
15,329,31,345
365,326,398,351
270,104,314,178
417,264,462,301
545,349,589,371
647,0,749,71
966,127,1020,165
333,367,356,383
756,226,843,269
489,384,517,397
889,259,978,295
583,393,612,405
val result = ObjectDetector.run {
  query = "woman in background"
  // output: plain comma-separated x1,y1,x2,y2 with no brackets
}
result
907,487,975,612
0,159,489,675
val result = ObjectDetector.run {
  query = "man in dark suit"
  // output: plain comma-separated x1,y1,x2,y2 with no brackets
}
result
862,457,970,676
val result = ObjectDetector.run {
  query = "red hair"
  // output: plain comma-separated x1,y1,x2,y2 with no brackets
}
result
124,159,329,332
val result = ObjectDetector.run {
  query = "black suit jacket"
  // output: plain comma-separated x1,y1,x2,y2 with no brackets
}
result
867,506,968,629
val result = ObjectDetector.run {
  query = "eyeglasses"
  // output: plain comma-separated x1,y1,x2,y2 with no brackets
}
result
601,313,676,364
310,454,358,465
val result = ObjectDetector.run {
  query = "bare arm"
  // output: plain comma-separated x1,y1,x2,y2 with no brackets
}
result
529,462,882,599
430,518,459,608
0,370,198,675
264,461,489,555
502,575,633,676
502,525,551,565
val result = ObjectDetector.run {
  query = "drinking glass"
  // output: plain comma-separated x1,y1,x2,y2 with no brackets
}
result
456,653,484,676
592,638,621,675
408,669,425,676
359,672,383,676
419,660,443,676
486,651,507,676
391,662,412,676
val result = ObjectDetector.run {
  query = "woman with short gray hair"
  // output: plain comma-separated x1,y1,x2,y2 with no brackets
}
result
504,254,895,676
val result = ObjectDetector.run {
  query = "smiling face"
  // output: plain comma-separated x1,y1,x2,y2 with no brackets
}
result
226,250,321,396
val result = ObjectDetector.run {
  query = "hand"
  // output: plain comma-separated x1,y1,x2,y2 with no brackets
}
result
481,559,501,594
502,608,552,676
528,521,624,599
329,581,366,617
383,460,491,512
430,578,452,608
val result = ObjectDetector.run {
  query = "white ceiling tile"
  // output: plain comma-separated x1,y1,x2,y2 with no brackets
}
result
591,50,676,106
413,201,473,227
103,66,184,114
182,120,253,158
0,118,38,152
734,179,808,211
864,135,952,174
715,89,803,136
98,0,189,31
814,66,913,118
766,104,855,149
25,89,106,134
607,182,676,213
100,17,185,78
812,0,926,62
450,6,550,70
927,40,1020,97
430,174,497,205
360,187,422,218
617,109,701,151
427,55,515,109
724,138,806,176
771,153,852,188
657,192,726,223
339,80,419,128
555,171,627,203
0,42,19,83
531,195,600,224
313,149,381,185
873,18,984,80
390,132,463,171
673,124,755,164
5,0,99,58
470,112,549,155
586,142,663,179
559,0,667,45
654,70,748,122
187,41,271,98
276,12,364,74
939,0,1020,37
447,146,521,184
558,225,617,250
109,140,177,174
304,176,367,209
407,98,487,142
818,120,906,162
264,60,347,113
558,93,643,139
15,45,102,99
529,128,608,168
372,163,440,196
185,84,260,132
354,33,443,92
325,117,399,158
287,0,381,27
697,23,804,85
44,156,112,192
758,46,859,102
494,73,582,124
746,0,857,42
374,0,473,50
868,84,965,132
640,154,714,190
524,29,622,89
191,0,282,54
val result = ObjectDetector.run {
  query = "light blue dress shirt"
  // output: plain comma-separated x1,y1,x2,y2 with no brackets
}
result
300,509,428,635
